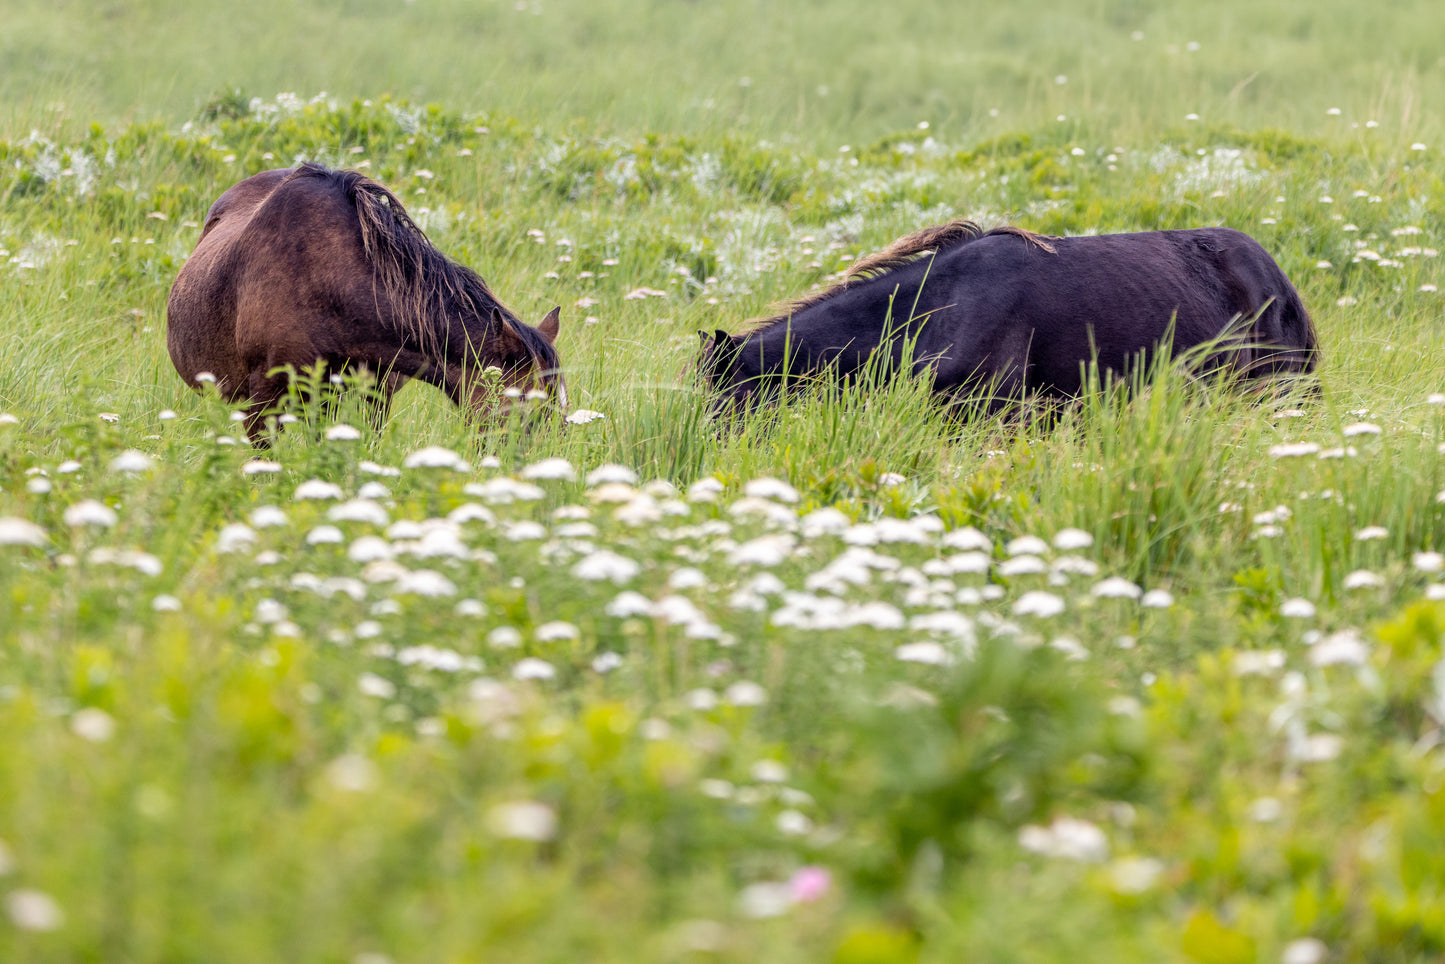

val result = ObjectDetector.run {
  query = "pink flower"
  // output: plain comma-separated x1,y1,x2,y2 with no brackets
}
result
789,865,833,903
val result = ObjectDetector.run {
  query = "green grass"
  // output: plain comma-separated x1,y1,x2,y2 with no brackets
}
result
3,1,1445,961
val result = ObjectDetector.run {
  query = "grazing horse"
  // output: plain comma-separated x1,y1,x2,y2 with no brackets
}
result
700,220,1317,413
167,163,564,442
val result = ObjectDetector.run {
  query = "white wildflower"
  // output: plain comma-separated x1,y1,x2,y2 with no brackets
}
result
108,449,154,473
0,517,47,547
1413,552,1445,572
70,707,115,742
357,673,396,699
1052,527,1093,550
776,810,814,836
1232,650,1286,676
1310,629,1369,666
403,446,467,470
736,882,793,919
1091,577,1143,599
394,569,457,596
1018,816,1108,862
5,889,63,931
1006,535,1049,556
63,500,117,527
348,536,393,562
895,641,952,665
728,534,795,567
293,479,344,501
487,801,557,841
1013,590,1066,618
591,652,623,673
1280,597,1317,618
521,458,577,481
1108,856,1164,894
800,507,851,537
488,627,522,649
687,477,725,502
586,464,639,486
743,477,800,503
1269,442,1321,458
1282,938,1328,964
724,680,767,706
216,523,257,553
605,591,653,618
942,527,994,552
249,506,288,528
512,657,556,681
572,549,641,583
536,621,579,641
325,754,378,792
998,556,1048,576
306,525,345,545
328,500,389,526
1342,569,1384,589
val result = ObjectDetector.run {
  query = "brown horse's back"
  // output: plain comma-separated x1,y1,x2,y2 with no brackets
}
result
167,168,297,399
168,167,392,406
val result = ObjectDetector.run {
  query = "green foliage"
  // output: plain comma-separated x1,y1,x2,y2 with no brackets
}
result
2,1,1445,960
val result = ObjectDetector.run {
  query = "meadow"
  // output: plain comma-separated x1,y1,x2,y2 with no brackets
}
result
3,0,1445,960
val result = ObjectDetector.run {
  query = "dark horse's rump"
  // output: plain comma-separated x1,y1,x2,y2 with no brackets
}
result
701,219,1317,412
166,163,563,441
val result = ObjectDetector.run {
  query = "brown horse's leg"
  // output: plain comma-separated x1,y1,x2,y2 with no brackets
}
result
244,368,291,447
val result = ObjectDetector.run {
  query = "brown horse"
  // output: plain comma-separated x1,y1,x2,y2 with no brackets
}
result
167,163,564,442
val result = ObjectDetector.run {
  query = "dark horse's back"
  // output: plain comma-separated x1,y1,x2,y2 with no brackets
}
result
920,227,1316,398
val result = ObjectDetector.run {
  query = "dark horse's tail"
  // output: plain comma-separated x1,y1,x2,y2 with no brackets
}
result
288,162,517,359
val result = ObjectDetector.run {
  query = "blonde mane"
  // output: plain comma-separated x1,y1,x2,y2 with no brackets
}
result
741,219,1056,333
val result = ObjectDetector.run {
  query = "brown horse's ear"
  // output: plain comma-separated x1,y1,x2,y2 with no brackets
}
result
492,308,526,352
538,306,561,344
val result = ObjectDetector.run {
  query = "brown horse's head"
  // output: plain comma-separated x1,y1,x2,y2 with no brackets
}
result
468,306,567,418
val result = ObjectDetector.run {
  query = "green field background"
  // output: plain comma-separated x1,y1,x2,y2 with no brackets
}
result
3,1,1445,962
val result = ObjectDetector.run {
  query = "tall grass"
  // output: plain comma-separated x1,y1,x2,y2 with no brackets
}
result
4,4,1445,961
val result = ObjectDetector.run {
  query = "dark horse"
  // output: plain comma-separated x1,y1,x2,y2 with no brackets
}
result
700,220,1317,413
167,163,564,442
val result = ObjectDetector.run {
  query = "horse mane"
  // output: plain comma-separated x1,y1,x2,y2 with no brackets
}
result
740,218,1057,334
287,163,558,371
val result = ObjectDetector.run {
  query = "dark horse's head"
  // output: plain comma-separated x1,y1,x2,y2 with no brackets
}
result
697,329,756,414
